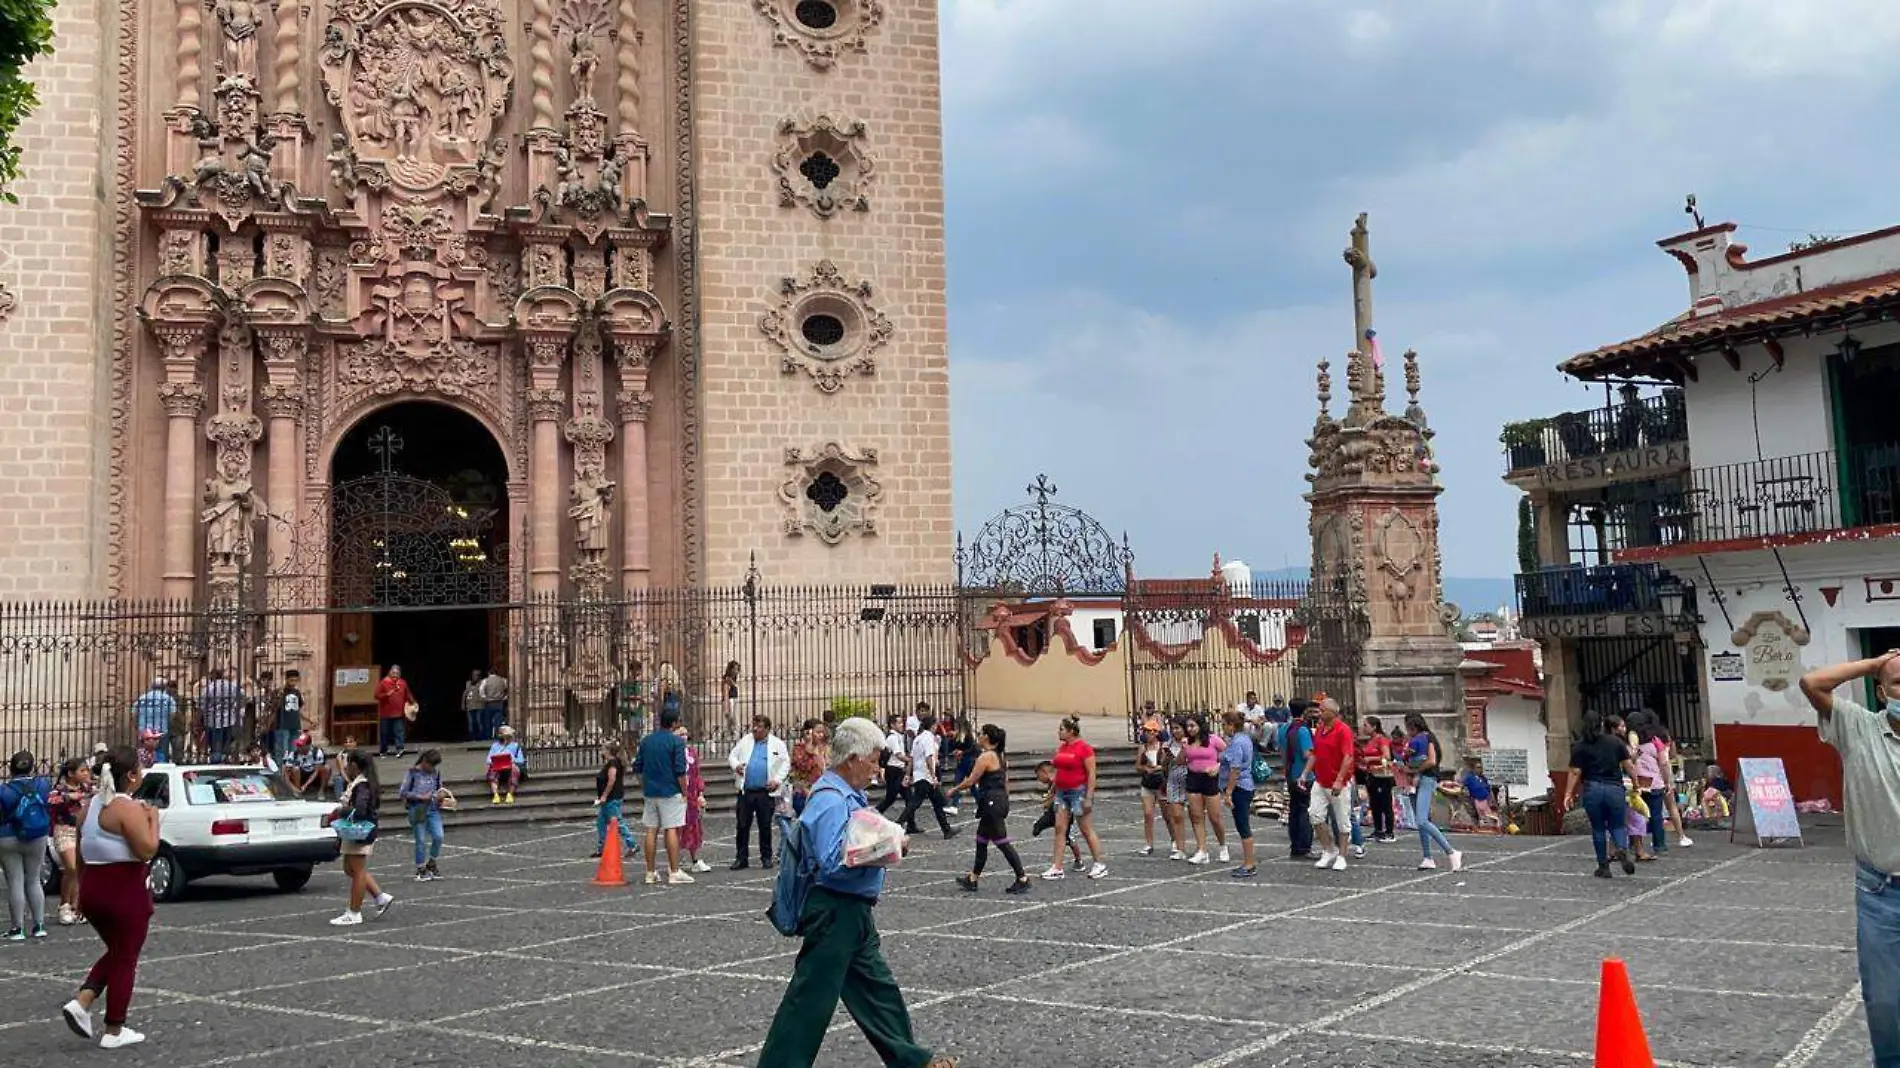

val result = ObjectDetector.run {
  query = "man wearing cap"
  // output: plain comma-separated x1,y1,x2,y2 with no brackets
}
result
1800,648,1900,1065
131,679,175,764
284,734,331,798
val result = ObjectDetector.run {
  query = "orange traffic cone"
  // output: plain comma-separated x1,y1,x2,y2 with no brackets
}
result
1595,958,1655,1067
593,819,626,887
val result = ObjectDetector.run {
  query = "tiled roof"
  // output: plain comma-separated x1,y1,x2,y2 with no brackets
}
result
1561,269,1900,377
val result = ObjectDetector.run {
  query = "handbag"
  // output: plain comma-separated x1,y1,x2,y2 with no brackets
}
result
333,776,378,842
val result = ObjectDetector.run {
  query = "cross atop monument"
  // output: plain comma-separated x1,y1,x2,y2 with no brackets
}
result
1342,213,1387,421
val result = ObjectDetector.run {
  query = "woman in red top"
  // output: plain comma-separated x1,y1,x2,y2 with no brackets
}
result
1356,716,1397,843
1041,716,1107,880
373,665,414,759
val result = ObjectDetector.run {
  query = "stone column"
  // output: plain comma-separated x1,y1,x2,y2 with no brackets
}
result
613,339,654,593
523,335,569,596
153,329,212,601
257,333,307,581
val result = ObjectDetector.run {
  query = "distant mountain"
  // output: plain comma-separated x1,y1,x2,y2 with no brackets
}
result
1242,566,1513,619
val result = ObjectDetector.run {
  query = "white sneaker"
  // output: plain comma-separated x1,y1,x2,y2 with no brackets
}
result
668,870,696,885
57,905,76,927
1315,851,1338,869
99,1027,146,1049
1678,835,1695,848
1137,844,1153,856
372,893,395,918
943,807,960,816
1187,851,1209,865
1448,851,1464,873
1168,849,1186,861
644,871,660,885
61,999,93,1040
1041,866,1066,880
1350,845,1366,859
1217,847,1230,863
691,859,713,874
1416,858,1437,870
328,910,363,926
1087,862,1109,879
1330,854,1348,871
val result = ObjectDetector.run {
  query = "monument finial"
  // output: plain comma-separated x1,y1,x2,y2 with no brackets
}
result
1315,359,1332,419
1403,349,1425,424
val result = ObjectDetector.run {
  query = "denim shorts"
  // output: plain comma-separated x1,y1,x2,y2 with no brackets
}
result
1054,787,1087,815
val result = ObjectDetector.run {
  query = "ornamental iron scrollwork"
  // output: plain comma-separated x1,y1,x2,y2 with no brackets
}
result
957,475,1133,596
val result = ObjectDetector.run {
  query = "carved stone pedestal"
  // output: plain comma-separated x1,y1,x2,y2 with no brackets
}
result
1356,636,1468,762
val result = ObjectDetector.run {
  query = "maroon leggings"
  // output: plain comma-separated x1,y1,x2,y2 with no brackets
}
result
79,862,153,1027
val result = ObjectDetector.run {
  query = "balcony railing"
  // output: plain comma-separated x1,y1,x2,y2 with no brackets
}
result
1502,390,1686,474
1622,444,1900,546
1515,562,1681,618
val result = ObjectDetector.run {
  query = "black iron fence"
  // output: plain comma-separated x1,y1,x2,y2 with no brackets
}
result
1573,635,1705,753
1502,389,1686,473
1645,444,1900,543
1122,578,1307,734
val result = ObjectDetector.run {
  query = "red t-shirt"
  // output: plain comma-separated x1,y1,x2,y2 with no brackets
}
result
375,677,412,720
1310,722,1355,786
1052,739,1095,790
1356,735,1392,774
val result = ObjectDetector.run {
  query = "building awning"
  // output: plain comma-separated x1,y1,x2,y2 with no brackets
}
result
1560,269,1900,381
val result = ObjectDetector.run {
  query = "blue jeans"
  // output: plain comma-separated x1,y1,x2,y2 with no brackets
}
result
1329,783,1365,848
466,707,481,741
483,703,506,740
379,717,405,754
1858,862,1900,1066
1230,788,1254,840
596,799,636,853
1643,789,1669,852
270,729,295,762
1580,780,1631,866
408,804,443,867
1414,776,1454,858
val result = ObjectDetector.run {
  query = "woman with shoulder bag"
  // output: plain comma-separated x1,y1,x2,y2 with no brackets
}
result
1134,720,1170,856
330,750,394,926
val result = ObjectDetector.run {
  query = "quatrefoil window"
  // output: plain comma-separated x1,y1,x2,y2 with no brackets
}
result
775,116,874,218
781,444,882,544
805,471,849,513
800,152,841,190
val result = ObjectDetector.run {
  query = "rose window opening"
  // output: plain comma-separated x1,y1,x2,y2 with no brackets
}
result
799,312,846,349
800,151,841,190
805,471,849,513
795,1,839,30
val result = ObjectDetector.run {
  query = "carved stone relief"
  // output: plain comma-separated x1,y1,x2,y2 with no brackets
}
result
1371,508,1424,603
753,0,883,70
0,282,14,324
780,442,882,544
774,114,873,217
758,259,891,393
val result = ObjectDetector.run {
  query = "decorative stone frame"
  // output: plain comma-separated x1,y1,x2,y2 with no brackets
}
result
759,259,891,393
774,114,873,218
753,0,884,70
780,442,882,544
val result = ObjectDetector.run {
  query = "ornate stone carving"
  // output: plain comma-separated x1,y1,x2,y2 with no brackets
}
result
312,246,347,317
527,0,557,129
779,442,882,544
159,380,208,418
339,337,498,396
319,0,515,171
217,235,257,289
774,114,872,217
564,411,615,477
487,251,522,306
270,0,303,114
0,282,14,323
753,0,883,70
176,0,206,107
202,470,265,568
215,0,266,79
525,337,567,370
759,259,890,393
261,231,308,283
207,409,265,479
613,0,641,135
159,230,201,276
525,386,567,419
1371,508,1425,603
259,383,305,418
615,387,652,422
568,469,614,554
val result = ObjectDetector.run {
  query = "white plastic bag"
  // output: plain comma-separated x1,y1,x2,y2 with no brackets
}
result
843,806,905,868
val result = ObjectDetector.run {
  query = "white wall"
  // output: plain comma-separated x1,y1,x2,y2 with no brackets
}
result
1693,539,1900,728
1484,694,1552,798
1065,607,1122,651
1683,337,1836,470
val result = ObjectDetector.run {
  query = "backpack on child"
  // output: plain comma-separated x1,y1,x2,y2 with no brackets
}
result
767,784,840,937
0,777,51,841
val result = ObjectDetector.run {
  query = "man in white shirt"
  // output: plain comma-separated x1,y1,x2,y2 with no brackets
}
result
877,714,909,813
897,713,957,839
1237,691,1268,740
726,715,791,870
905,701,926,736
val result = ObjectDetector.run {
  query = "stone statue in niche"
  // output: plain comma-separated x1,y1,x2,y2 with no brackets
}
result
568,472,615,554
568,34,599,102
215,0,265,78
202,473,265,568
327,132,359,191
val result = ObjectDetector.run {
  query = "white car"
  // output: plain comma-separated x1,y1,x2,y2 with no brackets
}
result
44,764,343,902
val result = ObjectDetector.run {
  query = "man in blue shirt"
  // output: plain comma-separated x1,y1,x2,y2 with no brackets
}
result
635,708,692,886
725,715,789,870
131,679,175,763
1279,702,1316,859
758,717,956,1068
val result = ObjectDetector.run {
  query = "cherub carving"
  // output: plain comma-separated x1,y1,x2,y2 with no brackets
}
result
326,132,358,191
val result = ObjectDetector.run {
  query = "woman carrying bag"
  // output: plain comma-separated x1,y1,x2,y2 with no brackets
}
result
330,750,394,927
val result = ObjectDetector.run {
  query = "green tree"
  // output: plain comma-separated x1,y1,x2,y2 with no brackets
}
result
1516,496,1539,574
0,0,58,203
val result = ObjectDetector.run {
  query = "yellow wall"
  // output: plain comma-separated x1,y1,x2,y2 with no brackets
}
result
968,622,1130,718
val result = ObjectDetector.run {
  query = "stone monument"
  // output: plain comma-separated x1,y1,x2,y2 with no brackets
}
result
1299,214,1468,757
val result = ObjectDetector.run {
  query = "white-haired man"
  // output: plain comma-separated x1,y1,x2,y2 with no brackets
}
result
1799,647,1900,1066
758,716,956,1068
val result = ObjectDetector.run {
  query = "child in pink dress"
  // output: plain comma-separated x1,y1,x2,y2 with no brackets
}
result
675,724,711,874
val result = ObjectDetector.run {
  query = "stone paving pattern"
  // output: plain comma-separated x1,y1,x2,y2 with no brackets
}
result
0,799,1873,1067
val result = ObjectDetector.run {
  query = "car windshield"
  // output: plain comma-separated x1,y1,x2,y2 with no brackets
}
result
181,768,295,805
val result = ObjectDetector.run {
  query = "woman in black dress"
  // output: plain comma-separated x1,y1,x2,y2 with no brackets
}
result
947,724,1030,894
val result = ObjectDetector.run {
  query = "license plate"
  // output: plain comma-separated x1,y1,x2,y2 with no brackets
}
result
271,819,305,835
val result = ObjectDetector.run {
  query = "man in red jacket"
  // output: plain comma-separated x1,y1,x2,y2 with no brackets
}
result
374,665,414,759
1303,697,1356,872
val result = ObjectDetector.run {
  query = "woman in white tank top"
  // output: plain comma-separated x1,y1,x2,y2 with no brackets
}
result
61,746,160,1049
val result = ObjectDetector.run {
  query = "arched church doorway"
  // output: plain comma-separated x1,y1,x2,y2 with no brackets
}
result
326,402,510,744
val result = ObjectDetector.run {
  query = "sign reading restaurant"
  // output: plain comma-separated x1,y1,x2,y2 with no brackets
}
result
1521,613,1669,639
1533,442,1690,488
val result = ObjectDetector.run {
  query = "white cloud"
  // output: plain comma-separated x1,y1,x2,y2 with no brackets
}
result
1344,9,1392,43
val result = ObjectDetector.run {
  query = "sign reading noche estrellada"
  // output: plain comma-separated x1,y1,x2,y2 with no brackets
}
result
93,0,953,612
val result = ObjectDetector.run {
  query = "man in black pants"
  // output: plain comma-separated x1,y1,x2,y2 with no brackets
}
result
726,715,789,869
877,713,908,813
897,713,958,839
1282,702,1316,858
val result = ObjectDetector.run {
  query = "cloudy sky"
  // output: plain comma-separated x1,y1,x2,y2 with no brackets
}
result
940,0,1900,580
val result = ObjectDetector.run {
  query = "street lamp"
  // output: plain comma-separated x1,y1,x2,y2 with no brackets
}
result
1654,572,1689,629
1838,334,1864,363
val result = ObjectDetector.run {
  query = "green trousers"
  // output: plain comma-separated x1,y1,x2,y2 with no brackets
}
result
758,887,933,1068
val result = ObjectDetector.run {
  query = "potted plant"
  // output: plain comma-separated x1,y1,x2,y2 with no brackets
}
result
1500,419,1550,470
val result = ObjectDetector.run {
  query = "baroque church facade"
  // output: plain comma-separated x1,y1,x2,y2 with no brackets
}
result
0,0,953,606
